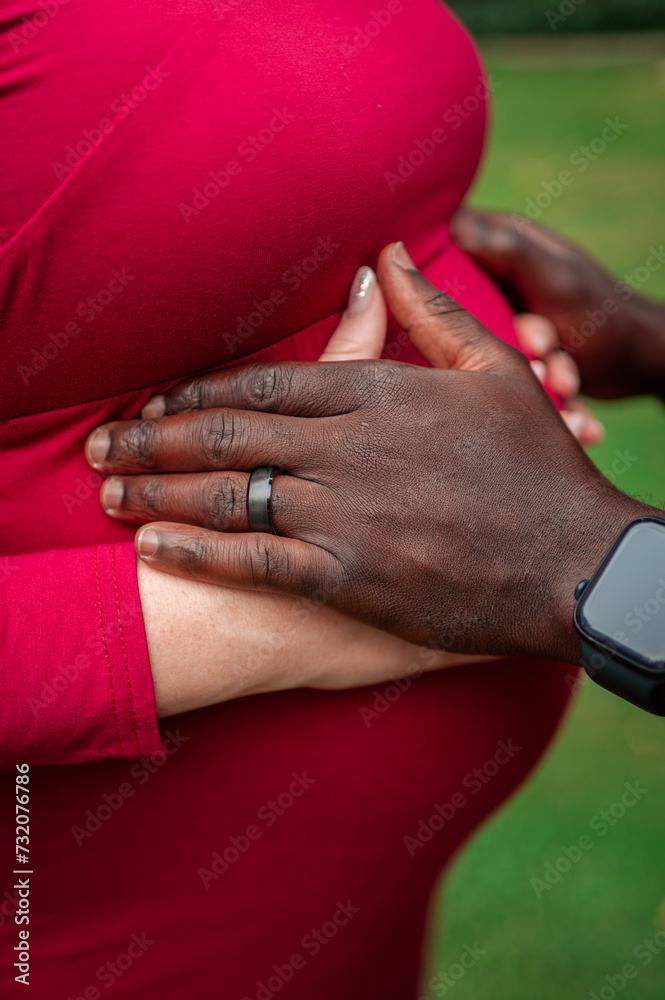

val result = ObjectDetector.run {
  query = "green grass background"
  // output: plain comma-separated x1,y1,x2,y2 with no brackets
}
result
425,47,665,1000
446,0,665,33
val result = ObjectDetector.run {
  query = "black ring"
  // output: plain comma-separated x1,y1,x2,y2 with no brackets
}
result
246,466,282,534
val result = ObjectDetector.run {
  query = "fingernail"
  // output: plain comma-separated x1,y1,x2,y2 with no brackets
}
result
101,476,124,513
530,360,547,383
391,241,416,270
345,266,376,317
563,411,586,438
87,427,111,467
529,330,552,356
141,395,166,419
514,315,556,357
137,527,160,558
560,368,580,397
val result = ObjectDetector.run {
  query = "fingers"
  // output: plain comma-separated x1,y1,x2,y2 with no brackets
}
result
452,207,529,281
453,207,576,276
542,350,580,400
99,470,322,536
140,239,526,428
134,521,342,598
452,207,599,312
562,401,605,446
140,358,373,421
85,409,318,475
516,315,581,398
142,268,388,420
530,351,580,402
514,313,559,358
515,312,605,445
318,266,387,362
376,241,527,374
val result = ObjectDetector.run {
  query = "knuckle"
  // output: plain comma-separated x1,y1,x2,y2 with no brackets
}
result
198,410,243,467
172,377,207,412
507,342,532,373
243,534,287,588
116,420,159,466
178,534,212,574
425,289,485,340
242,364,293,410
423,291,474,335
136,476,169,517
425,287,460,315
368,360,408,398
207,475,244,528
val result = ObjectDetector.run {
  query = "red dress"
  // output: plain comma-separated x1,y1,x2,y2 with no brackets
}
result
0,1,574,995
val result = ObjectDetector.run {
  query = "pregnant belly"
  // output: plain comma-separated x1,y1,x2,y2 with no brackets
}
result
0,648,575,1000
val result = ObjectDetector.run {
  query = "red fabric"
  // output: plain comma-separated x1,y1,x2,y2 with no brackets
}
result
0,1,575,996
0,542,159,766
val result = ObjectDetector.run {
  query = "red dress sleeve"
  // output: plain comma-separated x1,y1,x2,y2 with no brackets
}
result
0,540,163,767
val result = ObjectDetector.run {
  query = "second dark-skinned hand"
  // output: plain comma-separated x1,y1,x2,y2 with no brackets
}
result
453,207,665,400
85,242,656,664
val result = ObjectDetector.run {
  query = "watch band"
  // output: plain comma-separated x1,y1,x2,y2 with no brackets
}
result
581,639,665,716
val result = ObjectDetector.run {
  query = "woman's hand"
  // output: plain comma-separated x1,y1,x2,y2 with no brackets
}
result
514,312,604,446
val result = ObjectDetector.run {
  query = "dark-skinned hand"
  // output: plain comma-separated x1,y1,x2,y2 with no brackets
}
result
453,207,665,400
85,242,659,664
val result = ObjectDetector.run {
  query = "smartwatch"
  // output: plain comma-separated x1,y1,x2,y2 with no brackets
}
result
573,516,665,716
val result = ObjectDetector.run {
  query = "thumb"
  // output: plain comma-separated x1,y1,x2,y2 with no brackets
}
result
318,266,387,362
452,207,586,312
377,241,523,373
452,207,528,283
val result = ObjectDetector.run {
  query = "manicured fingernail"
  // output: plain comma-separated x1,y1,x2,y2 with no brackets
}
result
137,527,160,558
560,367,580,396
391,241,416,270
529,330,552,356
101,476,124,513
87,427,111,467
141,395,166,419
530,360,547,383
517,316,553,356
563,411,586,438
345,266,376,317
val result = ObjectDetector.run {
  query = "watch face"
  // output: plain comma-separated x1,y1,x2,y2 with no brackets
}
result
577,519,665,667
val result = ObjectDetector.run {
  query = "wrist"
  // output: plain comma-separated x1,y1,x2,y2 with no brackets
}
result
137,560,254,716
546,486,663,665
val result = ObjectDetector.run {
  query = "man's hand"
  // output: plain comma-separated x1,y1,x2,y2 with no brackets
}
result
453,208,665,400
85,243,658,664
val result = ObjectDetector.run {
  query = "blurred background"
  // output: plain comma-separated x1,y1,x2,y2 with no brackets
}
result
424,2,665,997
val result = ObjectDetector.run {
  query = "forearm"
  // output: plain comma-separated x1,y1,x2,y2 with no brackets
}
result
138,561,340,716
137,561,475,718
138,560,256,716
